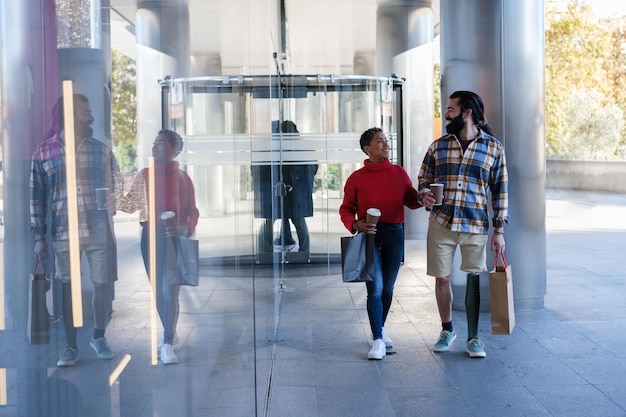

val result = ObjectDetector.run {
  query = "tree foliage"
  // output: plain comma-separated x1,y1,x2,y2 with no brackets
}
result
545,0,626,159
433,63,441,118
111,50,137,172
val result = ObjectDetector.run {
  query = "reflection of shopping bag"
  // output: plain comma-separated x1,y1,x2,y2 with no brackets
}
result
340,233,375,283
27,261,52,344
171,236,199,286
489,254,515,335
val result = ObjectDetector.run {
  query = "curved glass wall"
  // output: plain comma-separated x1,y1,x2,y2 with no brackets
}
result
158,75,405,414
160,74,405,268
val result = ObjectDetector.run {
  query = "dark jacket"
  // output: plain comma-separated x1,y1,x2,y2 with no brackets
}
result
252,162,318,219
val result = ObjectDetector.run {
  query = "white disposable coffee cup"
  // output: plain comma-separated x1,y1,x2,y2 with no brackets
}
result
95,187,109,210
366,208,381,225
161,211,176,228
430,183,444,206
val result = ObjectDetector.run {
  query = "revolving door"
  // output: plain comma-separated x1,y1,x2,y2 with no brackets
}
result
159,74,405,269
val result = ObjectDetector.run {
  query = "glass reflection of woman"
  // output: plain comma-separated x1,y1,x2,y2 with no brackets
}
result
339,127,423,360
118,130,199,364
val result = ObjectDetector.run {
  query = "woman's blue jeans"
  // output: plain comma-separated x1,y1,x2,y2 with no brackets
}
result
141,226,180,344
366,222,404,340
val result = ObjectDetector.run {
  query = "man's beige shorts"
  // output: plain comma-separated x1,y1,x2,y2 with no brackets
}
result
52,240,114,284
426,216,488,277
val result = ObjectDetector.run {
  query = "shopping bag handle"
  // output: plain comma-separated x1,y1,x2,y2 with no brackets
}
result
493,253,508,269
33,260,48,277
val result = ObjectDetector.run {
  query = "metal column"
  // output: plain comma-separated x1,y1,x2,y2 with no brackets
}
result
441,0,546,311
376,0,435,239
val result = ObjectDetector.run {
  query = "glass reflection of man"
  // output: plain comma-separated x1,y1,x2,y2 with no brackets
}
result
30,94,122,366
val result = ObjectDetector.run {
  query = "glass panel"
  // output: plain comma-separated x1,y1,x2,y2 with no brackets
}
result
160,74,404,413
161,75,403,264
0,0,404,407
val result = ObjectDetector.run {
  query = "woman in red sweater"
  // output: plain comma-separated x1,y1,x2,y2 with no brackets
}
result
119,129,199,364
339,127,429,360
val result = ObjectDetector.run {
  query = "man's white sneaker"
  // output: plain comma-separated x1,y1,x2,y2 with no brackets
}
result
368,339,386,360
160,344,178,364
381,327,393,349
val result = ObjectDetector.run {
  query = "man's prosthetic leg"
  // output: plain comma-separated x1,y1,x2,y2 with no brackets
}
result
465,273,480,340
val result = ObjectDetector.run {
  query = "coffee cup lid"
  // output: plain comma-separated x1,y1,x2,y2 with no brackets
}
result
161,211,175,220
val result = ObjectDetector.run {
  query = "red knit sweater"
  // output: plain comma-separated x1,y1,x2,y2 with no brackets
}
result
119,162,200,236
339,159,421,232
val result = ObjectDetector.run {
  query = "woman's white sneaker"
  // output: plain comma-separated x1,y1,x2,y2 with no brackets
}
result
381,327,393,349
160,344,178,364
368,339,386,360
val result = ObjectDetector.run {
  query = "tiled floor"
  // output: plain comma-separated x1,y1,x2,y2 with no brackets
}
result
1,188,625,416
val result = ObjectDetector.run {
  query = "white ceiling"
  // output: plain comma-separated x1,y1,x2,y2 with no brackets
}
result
109,0,439,75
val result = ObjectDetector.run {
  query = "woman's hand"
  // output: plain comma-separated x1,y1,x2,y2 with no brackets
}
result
166,223,189,238
353,219,377,235
421,189,436,209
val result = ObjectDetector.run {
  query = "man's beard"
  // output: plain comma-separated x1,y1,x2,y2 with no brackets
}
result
74,122,93,140
445,113,465,136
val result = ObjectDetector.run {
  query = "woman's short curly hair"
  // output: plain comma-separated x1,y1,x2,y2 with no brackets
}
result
158,129,184,155
359,127,383,154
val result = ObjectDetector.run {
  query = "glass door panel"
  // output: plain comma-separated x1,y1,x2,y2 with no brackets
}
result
160,74,404,415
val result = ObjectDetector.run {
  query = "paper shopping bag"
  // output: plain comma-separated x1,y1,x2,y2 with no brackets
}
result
489,254,515,335
340,233,375,283
27,261,51,344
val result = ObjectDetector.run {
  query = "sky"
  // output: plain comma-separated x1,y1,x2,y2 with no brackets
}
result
585,0,626,18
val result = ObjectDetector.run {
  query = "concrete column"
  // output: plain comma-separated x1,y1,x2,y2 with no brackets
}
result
101,0,113,141
1,0,56,326
136,0,190,168
1,1,107,413
440,0,546,311
376,0,434,239
501,0,546,311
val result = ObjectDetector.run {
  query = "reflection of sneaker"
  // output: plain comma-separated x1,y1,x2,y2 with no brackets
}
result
466,338,486,358
57,347,79,367
161,344,178,364
433,330,457,352
368,339,386,360
158,334,181,354
90,337,114,359
273,244,282,252
381,327,393,349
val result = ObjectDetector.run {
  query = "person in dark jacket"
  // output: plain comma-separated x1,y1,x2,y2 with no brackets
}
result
274,121,318,253
252,120,318,254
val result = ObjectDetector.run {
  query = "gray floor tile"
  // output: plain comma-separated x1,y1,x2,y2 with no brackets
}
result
4,189,626,416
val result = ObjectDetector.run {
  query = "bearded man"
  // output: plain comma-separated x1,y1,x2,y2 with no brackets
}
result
30,94,122,366
417,90,509,358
